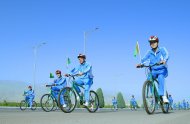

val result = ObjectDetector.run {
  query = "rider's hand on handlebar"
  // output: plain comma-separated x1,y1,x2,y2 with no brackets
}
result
136,64,143,68
78,72,83,76
65,74,70,77
159,60,166,65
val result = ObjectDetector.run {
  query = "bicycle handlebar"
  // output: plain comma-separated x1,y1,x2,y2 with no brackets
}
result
137,62,164,68
46,84,55,87
66,74,80,79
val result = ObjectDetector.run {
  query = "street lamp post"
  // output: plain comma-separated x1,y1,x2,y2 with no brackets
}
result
83,27,99,54
33,42,46,91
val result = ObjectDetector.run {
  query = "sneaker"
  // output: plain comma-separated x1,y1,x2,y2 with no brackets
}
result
83,102,89,107
162,96,169,103
62,104,67,108
135,107,137,110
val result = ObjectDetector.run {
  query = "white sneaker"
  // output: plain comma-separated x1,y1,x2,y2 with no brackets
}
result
162,96,169,103
62,104,67,108
83,102,89,106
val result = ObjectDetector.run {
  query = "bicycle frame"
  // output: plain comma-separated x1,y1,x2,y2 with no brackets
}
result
23,93,34,105
69,77,85,102
22,95,30,106
46,86,59,105
146,68,161,103
139,62,169,114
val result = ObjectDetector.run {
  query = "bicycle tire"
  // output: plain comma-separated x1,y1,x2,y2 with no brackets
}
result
31,101,37,110
40,94,54,112
142,80,156,114
160,92,169,113
20,100,27,111
58,87,77,113
86,90,99,113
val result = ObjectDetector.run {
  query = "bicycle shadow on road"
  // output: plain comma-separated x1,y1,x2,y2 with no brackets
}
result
154,111,174,115
96,110,121,113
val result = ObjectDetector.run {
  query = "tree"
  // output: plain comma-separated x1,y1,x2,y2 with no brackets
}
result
3,100,8,106
117,92,126,108
96,88,105,108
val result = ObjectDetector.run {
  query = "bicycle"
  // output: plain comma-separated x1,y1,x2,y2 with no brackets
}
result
58,74,99,113
137,63,169,114
20,91,37,111
40,85,59,112
130,101,137,111
111,104,118,111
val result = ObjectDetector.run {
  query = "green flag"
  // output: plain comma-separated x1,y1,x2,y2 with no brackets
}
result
67,58,71,65
50,73,54,78
66,57,71,68
134,41,140,57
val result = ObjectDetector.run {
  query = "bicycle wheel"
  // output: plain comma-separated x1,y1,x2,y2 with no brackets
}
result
40,94,54,112
160,92,169,113
86,90,99,113
58,87,77,113
31,101,37,110
20,100,27,111
142,80,156,114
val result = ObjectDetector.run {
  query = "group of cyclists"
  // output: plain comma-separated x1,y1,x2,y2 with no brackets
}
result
23,35,175,114
24,54,93,110
172,100,190,110
111,94,190,111
112,95,137,111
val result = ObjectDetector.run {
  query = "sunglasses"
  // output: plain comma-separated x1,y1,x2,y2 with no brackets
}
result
149,41,157,44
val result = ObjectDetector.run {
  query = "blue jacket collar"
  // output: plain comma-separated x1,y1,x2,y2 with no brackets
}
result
57,76,62,80
150,47,161,54
80,61,86,65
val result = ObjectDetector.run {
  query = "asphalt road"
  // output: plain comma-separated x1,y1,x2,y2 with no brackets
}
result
0,108,190,124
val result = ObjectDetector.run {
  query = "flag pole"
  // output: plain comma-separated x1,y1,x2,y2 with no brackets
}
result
66,56,70,87
137,41,142,63
66,56,69,69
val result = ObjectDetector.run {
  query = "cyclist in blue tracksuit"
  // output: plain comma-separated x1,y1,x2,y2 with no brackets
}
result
173,103,177,110
137,36,169,103
183,99,187,110
25,86,35,109
187,102,189,109
168,95,173,110
112,97,118,110
65,54,93,106
51,70,67,108
178,102,182,110
130,95,137,110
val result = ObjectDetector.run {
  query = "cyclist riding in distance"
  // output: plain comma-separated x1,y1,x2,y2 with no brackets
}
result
136,36,169,103
48,70,67,108
65,54,93,107
24,86,35,109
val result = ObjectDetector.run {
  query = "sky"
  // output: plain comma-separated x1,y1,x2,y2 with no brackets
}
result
0,0,190,103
